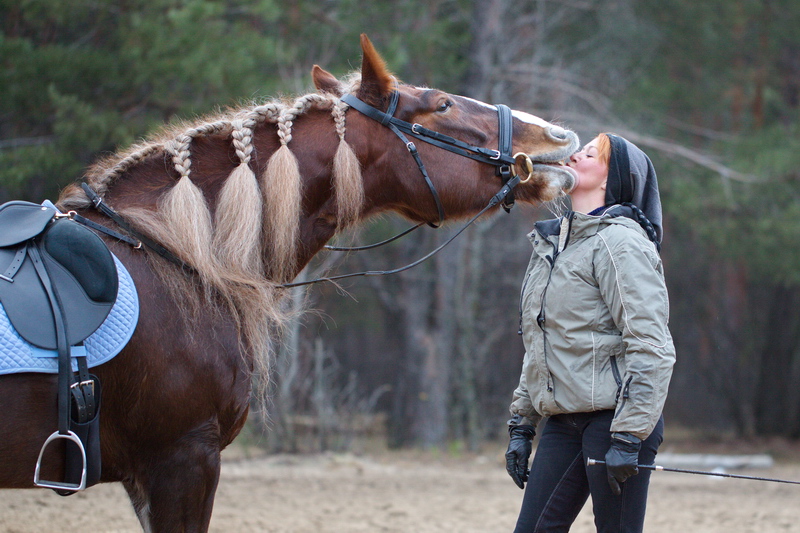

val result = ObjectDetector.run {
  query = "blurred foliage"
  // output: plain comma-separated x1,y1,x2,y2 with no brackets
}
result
0,0,473,200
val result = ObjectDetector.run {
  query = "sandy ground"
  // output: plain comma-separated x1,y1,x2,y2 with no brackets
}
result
2,447,800,532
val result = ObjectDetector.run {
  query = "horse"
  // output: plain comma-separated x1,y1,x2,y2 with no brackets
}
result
0,34,578,532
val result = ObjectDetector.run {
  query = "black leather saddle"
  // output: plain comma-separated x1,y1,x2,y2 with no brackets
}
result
0,200,118,494
0,201,118,349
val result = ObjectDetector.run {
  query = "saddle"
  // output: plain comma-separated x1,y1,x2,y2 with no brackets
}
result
0,202,118,348
0,200,118,494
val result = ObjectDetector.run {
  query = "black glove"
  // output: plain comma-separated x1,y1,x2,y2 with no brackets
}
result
505,417,536,489
605,432,642,495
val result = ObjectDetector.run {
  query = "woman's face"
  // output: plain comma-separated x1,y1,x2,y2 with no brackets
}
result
568,137,609,195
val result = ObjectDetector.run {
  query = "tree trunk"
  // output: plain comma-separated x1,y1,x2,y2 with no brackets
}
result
754,287,800,435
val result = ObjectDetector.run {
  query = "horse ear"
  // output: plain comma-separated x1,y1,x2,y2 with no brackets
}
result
312,65,343,96
357,34,394,107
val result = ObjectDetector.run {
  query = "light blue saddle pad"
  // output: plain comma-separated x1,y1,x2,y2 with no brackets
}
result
0,253,139,375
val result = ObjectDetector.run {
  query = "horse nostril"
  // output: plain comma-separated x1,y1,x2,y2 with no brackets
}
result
548,126,567,141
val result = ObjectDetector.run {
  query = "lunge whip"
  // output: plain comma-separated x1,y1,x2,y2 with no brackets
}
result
586,458,800,485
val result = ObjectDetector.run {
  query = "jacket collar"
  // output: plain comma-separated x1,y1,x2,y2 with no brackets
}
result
530,206,645,245
533,218,561,238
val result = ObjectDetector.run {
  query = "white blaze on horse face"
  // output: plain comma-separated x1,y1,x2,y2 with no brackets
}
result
459,96,554,130
510,110,552,130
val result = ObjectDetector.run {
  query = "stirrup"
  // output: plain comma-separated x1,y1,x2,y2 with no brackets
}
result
33,430,87,492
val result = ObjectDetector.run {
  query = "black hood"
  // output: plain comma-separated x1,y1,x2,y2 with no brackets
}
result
605,134,663,243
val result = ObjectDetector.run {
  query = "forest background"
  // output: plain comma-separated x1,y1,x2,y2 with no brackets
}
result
2,0,800,451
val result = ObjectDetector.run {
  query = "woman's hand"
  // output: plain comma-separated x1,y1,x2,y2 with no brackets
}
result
605,432,642,495
506,424,536,489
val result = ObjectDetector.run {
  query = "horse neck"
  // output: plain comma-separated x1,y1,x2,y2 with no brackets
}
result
289,113,434,276
290,111,467,276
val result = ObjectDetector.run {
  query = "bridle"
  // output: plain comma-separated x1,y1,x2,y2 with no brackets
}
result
341,89,521,228
282,89,536,288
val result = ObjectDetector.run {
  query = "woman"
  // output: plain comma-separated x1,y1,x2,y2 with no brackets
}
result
505,133,676,533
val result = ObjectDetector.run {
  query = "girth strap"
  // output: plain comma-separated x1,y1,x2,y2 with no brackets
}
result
70,355,96,424
1,243,28,282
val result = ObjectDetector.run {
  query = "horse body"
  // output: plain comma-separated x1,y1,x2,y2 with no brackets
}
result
0,35,578,532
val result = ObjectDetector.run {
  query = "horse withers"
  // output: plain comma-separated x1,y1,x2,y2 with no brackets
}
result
0,34,578,532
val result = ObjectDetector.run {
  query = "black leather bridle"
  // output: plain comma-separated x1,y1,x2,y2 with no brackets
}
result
283,90,529,288
341,90,519,227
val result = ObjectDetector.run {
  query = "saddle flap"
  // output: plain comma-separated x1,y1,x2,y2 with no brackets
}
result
42,218,119,305
0,218,118,349
0,201,57,247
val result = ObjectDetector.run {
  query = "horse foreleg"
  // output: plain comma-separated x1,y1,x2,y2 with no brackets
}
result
123,479,155,533
123,426,222,533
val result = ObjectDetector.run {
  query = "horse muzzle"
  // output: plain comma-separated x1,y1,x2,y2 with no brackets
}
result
545,125,570,142
514,127,580,195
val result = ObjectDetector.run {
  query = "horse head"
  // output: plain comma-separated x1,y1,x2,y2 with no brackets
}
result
312,34,579,224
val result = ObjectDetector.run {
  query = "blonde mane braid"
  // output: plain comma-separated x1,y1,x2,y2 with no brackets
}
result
158,133,220,292
213,117,264,279
260,93,339,281
331,99,363,228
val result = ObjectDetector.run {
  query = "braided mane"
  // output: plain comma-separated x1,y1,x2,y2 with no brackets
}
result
58,74,365,393
61,75,364,275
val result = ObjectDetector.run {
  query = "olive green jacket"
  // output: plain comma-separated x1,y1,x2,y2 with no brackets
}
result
510,208,676,440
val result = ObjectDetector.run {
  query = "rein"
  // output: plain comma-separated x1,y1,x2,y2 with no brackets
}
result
282,175,521,288
283,91,528,289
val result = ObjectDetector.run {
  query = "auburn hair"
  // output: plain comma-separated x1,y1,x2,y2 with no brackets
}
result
595,133,612,167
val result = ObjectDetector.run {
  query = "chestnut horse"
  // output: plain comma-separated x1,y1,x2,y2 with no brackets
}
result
0,35,578,531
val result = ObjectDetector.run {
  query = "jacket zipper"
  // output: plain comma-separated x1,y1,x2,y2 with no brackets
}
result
537,213,573,331
610,355,623,401
534,213,574,394
518,272,532,335
615,376,633,417
538,237,558,392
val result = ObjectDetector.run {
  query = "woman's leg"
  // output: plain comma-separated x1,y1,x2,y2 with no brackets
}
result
514,415,591,533
582,412,665,533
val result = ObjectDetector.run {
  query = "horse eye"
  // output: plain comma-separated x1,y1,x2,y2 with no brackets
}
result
436,100,453,113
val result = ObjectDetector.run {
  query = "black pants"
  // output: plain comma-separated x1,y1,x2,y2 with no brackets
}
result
513,410,664,533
